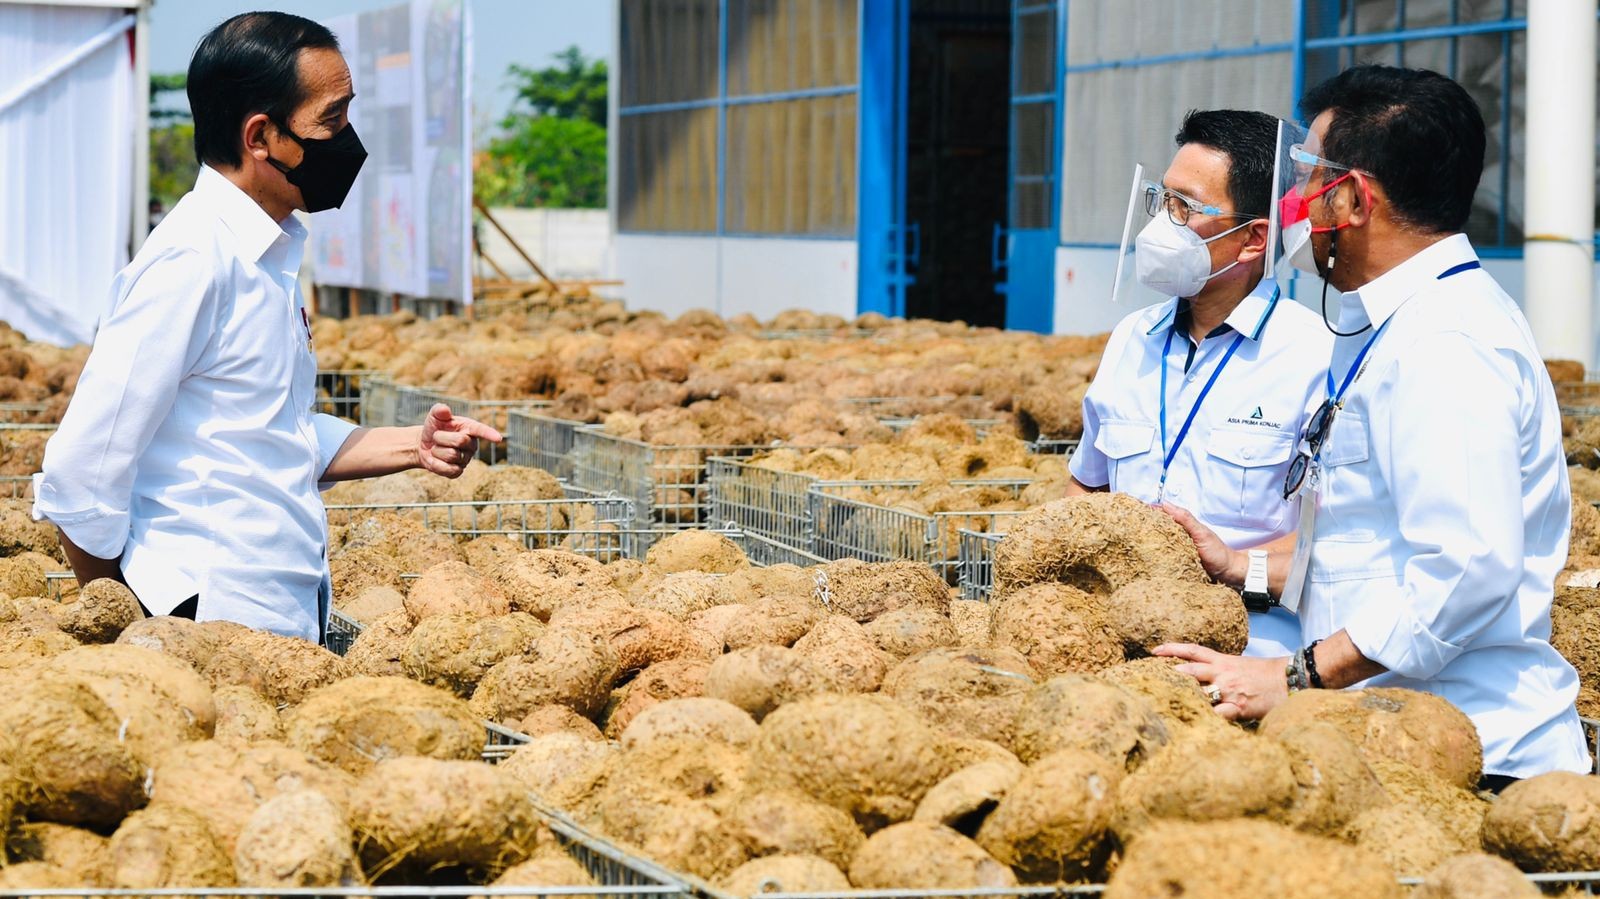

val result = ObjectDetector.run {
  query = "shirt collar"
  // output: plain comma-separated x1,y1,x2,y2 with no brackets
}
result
1344,233,1480,330
194,165,300,263
1145,277,1281,342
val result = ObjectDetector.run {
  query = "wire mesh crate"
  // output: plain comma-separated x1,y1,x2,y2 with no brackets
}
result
315,369,376,422
1030,438,1082,456
570,430,779,529
842,394,996,419
325,607,363,655
705,457,818,550
957,528,1007,601
506,409,594,480
326,491,634,550
482,719,532,763
395,387,553,465
0,401,59,427
0,474,32,500
808,479,1032,583
359,375,404,428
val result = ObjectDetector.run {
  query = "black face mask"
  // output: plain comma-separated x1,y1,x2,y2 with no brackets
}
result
267,120,368,213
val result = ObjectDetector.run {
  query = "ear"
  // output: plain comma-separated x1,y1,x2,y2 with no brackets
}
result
1344,172,1376,228
1236,218,1271,265
241,112,274,164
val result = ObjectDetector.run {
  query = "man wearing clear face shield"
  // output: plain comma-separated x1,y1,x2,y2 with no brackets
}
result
1156,66,1588,787
1066,110,1333,659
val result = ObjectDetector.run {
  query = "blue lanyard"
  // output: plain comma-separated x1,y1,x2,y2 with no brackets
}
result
1157,290,1279,490
1322,259,1483,402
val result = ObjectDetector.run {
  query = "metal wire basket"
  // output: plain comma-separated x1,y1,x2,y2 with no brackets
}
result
1029,438,1081,456
570,430,779,530
0,401,59,427
326,490,634,549
808,479,1032,583
0,474,32,500
841,394,997,419
395,387,553,465
359,375,404,428
956,528,1008,601
506,409,597,480
315,369,376,422
705,457,818,551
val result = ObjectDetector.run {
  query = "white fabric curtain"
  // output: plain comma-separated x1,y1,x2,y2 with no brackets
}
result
0,3,135,347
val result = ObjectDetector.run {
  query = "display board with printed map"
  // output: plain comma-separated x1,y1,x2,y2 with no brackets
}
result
310,0,471,304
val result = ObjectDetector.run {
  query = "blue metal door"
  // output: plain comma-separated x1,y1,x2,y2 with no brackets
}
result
1000,0,1061,332
857,0,914,318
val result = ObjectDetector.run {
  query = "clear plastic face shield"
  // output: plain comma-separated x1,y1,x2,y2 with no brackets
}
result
1111,163,1159,306
1267,119,1311,285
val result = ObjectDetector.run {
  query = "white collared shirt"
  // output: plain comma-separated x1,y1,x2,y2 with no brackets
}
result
1303,233,1587,778
32,166,358,641
1071,278,1334,656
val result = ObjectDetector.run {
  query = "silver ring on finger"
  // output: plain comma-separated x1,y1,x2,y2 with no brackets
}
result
1204,684,1222,705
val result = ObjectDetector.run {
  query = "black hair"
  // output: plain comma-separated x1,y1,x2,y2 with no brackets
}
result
187,11,340,168
1174,109,1281,219
1300,65,1486,233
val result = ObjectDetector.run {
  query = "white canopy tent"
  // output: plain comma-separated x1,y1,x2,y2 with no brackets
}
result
0,0,150,347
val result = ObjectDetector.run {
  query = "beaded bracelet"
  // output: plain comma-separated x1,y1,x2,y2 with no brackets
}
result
1303,638,1325,689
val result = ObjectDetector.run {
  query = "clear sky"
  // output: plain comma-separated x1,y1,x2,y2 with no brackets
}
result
148,0,611,134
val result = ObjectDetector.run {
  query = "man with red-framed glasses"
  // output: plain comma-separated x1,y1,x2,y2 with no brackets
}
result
1157,65,1588,788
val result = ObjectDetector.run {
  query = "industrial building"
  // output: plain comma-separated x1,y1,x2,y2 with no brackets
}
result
608,0,1599,355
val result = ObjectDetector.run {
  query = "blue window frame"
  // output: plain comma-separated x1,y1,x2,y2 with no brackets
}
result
1054,0,1599,259
616,0,860,239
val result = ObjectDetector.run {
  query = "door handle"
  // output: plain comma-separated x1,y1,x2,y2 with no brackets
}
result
992,222,1008,272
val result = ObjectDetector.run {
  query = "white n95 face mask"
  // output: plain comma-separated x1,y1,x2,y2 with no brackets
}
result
1282,217,1321,276
1135,215,1251,299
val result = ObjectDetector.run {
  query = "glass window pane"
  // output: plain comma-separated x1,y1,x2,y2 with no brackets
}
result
1015,7,1055,97
1060,52,1293,244
725,94,857,236
1011,180,1051,230
728,0,858,97
618,107,719,232
620,0,720,107
1013,101,1053,177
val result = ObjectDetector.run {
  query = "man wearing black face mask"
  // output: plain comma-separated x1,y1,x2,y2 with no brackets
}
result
31,12,500,642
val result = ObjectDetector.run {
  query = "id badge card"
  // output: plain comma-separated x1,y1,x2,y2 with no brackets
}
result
1279,464,1320,614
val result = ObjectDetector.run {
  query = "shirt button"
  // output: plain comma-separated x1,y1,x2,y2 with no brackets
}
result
1186,374,1197,383
1242,448,1254,459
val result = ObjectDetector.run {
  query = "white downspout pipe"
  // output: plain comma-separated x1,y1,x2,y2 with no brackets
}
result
1523,0,1598,367
131,0,151,252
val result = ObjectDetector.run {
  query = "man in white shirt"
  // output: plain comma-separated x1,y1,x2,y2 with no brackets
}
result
1068,109,1333,658
1158,66,1589,785
32,12,499,642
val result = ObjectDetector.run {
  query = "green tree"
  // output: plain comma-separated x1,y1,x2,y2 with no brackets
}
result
476,46,607,208
149,73,196,209
505,46,606,127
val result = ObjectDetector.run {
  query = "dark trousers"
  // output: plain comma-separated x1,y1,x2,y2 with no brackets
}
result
136,594,199,620
1479,774,1520,794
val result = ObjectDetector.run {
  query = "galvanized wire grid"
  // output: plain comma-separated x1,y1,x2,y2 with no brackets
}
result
325,493,633,549
0,474,32,499
0,401,57,427
956,528,1007,602
506,409,598,480
395,387,553,465
570,430,778,530
1029,438,1081,456
841,395,993,419
315,369,374,422
706,457,818,550
359,375,404,428
807,480,1032,583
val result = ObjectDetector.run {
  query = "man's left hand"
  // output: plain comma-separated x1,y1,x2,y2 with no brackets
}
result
1154,643,1289,722
418,403,503,478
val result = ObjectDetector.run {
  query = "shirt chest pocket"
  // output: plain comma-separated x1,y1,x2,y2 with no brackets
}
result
1093,419,1159,497
1198,426,1295,529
